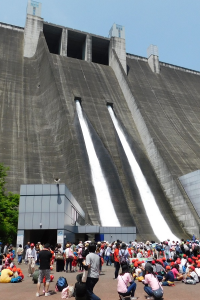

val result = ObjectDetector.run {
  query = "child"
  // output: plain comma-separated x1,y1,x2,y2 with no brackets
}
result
72,252,78,272
162,266,175,286
184,265,199,284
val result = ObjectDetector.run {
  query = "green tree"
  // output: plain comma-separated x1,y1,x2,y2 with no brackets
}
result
0,164,19,244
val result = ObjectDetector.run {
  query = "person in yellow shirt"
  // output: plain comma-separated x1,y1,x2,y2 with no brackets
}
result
0,268,13,283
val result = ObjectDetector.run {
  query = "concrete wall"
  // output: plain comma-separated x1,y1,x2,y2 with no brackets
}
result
24,14,43,57
109,49,199,237
1,22,200,240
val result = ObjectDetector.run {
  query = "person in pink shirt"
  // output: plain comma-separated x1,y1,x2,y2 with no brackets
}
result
78,245,83,272
171,264,183,281
142,264,163,300
117,265,137,300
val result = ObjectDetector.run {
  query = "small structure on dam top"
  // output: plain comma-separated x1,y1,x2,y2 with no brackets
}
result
1,0,200,241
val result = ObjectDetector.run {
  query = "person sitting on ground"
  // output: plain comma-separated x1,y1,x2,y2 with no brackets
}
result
171,264,183,281
142,264,163,300
74,273,87,300
162,266,175,286
0,268,13,283
195,263,200,281
183,265,199,284
117,264,137,300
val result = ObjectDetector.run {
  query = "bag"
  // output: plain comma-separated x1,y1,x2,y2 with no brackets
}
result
57,253,64,260
156,245,162,251
32,269,39,284
10,276,22,283
56,277,68,292
81,248,89,258
153,287,163,298
182,265,187,273
68,248,74,259
61,287,69,299
82,269,88,283
68,285,75,297
137,276,144,282
119,250,127,265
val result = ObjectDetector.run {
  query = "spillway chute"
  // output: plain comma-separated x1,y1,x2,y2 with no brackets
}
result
76,100,120,227
108,105,179,242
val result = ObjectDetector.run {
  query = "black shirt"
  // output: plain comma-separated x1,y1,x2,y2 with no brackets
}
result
38,250,52,270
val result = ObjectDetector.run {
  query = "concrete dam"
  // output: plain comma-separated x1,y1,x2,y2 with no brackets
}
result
1,2,200,241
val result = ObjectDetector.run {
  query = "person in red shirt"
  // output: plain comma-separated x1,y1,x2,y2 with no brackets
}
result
114,243,120,279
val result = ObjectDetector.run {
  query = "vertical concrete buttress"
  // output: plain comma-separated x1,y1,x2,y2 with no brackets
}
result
85,34,92,62
109,37,127,74
24,14,43,58
60,28,68,57
148,55,160,73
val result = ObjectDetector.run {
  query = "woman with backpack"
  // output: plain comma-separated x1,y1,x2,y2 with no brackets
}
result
56,244,64,272
119,243,130,266
64,244,74,273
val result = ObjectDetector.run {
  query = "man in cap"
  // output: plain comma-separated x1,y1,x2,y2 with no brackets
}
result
36,243,52,297
25,243,37,277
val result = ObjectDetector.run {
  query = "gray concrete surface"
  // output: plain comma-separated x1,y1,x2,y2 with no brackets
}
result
1,16,200,240
0,259,199,300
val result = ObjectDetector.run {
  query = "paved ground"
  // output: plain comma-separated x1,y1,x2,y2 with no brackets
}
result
1,261,199,300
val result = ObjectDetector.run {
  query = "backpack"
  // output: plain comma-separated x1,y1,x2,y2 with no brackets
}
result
10,276,22,283
56,277,68,292
81,248,89,258
119,250,127,265
156,245,162,251
32,269,39,284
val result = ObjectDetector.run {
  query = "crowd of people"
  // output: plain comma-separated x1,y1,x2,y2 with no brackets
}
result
0,237,200,299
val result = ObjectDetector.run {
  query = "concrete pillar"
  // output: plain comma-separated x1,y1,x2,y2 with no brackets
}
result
17,230,24,247
109,37,127,74
60,28,68,57
84,34,92,62
24,14,43,58
147,45,160,74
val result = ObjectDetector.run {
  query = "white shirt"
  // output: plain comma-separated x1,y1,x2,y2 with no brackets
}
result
25,248,37,261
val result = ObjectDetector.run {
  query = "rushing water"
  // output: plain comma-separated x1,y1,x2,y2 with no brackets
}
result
76,101,120,226
108,105,179,241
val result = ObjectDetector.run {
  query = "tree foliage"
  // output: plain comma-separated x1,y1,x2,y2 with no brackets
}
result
0,164,19,244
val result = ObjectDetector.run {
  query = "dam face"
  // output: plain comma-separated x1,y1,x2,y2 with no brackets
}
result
1,3,200,240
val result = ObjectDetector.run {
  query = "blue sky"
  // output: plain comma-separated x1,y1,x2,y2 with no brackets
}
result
1,0,200,71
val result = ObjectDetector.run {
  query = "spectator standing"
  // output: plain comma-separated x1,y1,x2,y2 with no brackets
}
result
23,241,30,261
85,243,101,300
3,243,9,256
36,243,52,297
25,243,37,276
17,244,23,264
114,243,120,279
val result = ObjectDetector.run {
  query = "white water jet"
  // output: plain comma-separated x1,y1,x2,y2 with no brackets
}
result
76,100,120,226
108,106,179,242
